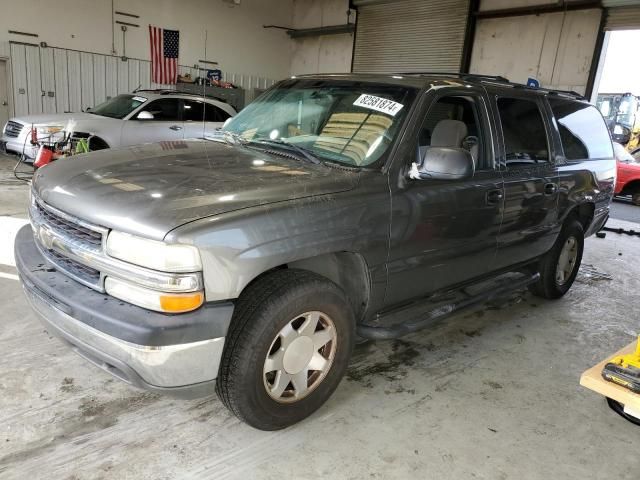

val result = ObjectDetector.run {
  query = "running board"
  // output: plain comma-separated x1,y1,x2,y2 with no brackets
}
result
356,272,540,340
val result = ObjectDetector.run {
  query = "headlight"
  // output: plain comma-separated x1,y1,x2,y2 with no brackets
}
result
105,277,204,313
38,125,64,134
106,231,202,272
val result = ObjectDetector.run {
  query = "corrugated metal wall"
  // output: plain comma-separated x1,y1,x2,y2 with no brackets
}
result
605,5,640,29
7,42,277,116
352,0,470,73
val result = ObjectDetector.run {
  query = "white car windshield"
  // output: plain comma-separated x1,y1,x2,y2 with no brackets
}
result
90,94,148,119
221,79,417,167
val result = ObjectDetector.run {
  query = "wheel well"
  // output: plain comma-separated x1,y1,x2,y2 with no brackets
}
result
567,203,594,231
241,252,371,322
620,179,640,195
73,132,109,150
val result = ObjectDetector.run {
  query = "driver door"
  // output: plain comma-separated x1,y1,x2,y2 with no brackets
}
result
384,88,504,306
122,98,184,146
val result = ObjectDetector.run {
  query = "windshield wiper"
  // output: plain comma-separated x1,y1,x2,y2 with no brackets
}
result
252,139,321,164
206,130,249,146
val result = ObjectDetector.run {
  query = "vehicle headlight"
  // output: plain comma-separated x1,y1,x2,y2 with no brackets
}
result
106,231,202,273
38,125,64,134
105,277,204,313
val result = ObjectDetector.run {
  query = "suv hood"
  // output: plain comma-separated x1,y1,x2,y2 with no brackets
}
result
33,140,359,240
12,112,111,126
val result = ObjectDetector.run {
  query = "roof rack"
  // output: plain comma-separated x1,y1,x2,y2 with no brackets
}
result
397,72,510,82
395,72,585,100
134,89,230,104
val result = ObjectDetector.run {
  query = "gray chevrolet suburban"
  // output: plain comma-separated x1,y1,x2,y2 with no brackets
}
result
15,73,616,430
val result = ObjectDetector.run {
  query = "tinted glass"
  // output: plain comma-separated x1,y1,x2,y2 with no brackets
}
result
497,98,549,165
91,94,147,119
183,100,205,121
206,104,231,122
549,99,613,160
144,99,181,121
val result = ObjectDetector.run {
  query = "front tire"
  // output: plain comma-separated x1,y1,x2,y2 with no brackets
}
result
529,219,584,299
216,269,355,430
632,192,640,206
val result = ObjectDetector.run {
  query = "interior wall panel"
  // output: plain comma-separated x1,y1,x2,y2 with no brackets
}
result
66,50,82,113
39,48,56,114
470,9,602,94
53,48,70,113
93,55,106,107
25,45,42,115
9,43,28,117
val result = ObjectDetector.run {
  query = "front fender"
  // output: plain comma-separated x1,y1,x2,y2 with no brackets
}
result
164,187,391,302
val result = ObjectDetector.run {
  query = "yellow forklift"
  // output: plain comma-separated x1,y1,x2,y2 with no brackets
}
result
596,92,640,150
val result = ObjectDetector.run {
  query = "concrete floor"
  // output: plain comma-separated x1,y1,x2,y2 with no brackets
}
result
1,153,639,479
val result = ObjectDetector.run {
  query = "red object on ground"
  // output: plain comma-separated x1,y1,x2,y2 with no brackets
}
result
34,146,54,168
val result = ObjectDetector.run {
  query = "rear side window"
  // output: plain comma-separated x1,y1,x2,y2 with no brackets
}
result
206,103,231,122
145,99,181,121
497,98,549,165
548,99,613,160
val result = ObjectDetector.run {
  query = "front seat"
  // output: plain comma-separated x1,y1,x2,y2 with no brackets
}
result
420,119,468,161
430,119,468,148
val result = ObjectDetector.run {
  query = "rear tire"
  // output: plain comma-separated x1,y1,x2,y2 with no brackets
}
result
632,192,640,206
216,269,355,430
529,219,584,299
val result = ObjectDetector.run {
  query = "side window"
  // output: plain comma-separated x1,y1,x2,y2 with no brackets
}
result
548,99,614,160
144,99,181,121
206,103,231,122
497,98,549,165
418,95,486,169
183,100,205,122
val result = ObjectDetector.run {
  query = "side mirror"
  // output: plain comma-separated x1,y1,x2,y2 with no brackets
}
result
136,110,154,120
411,146,475,181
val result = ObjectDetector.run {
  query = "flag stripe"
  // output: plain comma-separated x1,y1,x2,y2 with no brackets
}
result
149,25,178,84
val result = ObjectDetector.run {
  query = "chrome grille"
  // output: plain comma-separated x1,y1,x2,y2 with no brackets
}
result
47,249,100,284
4,121,23,138
35,201,103,249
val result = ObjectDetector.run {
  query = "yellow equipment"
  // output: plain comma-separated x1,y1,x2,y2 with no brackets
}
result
602,336,640,393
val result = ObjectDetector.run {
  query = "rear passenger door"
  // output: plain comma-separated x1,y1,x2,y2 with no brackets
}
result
490,94,559,270
122,98,184,146
183,99,232,139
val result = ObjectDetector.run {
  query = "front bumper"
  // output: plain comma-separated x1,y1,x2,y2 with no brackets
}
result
1,134,37,159
15,225,234,399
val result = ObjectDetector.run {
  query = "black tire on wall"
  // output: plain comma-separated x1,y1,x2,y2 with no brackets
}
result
529,219,584,299
216,269,355,430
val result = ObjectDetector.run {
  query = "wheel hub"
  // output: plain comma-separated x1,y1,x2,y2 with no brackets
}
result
283,336,314,374
263,311,337,403
556,235,578,285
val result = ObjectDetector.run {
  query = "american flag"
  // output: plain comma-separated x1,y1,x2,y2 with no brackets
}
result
149,26,179,84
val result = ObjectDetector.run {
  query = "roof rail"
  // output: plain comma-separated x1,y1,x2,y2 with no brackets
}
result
396,72,510,82
133,88,230,104
396,73,585,100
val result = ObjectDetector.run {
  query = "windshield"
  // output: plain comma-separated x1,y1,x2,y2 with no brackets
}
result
90,94,148,119
221,79,417,167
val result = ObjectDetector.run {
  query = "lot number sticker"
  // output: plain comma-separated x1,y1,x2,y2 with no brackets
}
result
353,94,404,117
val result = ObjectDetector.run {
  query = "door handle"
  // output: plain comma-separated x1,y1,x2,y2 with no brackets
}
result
544,183,558,195
169,125,182,131
486,189,504,204
1,101,6,106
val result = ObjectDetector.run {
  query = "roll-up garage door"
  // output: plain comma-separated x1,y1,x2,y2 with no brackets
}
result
604,3,640,30
352,0,470,73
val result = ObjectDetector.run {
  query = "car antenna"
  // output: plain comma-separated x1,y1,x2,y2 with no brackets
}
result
132,83,142,93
